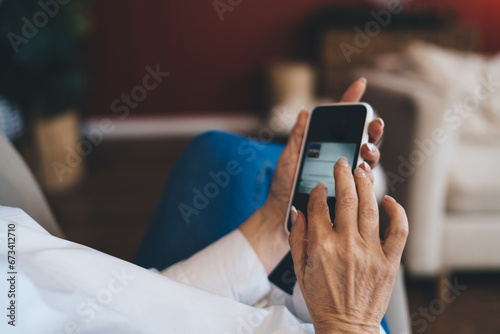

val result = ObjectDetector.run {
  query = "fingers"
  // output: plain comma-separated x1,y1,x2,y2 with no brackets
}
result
368,118,384,145
333,157,358,233
340,77,367,102
353,167,379,240
307,182,333,240
289,207,307,282
381,196,409,263
360,143,380,169
359,161,374,184
340,78,383,171
285,111,308,155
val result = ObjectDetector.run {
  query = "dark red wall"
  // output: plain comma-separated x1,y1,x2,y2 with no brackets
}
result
87,0,500,117
419,0,500,53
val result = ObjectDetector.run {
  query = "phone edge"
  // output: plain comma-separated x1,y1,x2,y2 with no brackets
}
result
282,103,374,234
283,109,312,234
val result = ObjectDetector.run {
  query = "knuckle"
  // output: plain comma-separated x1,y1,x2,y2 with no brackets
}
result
360,207,378,220
339,234,358,252
314,233,329,245
308,201,328,214
357,177,372,187
338,196,357,210
393,226,409,240
310,240,334,258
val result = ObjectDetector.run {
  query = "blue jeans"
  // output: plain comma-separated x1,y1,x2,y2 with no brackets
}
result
134,131,389,333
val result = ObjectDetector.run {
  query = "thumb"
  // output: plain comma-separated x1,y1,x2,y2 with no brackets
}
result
289,206,308,282
340,77,367,102
279,110,308,162
382,196,409,264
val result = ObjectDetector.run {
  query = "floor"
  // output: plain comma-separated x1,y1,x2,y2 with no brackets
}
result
46,138,500,334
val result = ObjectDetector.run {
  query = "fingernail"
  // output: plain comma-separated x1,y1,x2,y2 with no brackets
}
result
367,143,376,152
376,118,385,128
354,168,366,178
317,181,326,189
384,195,396,202
359,77,367,85
291,206,298,225
337,157,349,167
362,161,371,172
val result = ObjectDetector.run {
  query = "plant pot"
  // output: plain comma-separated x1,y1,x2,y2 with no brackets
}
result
31,110,86,195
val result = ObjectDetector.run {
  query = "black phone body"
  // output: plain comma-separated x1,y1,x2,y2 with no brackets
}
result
285,103,373,232
270,103,373,294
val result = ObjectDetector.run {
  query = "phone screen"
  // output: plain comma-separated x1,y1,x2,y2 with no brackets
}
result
271,104,370,294
298,142,357,197
287,104,368,232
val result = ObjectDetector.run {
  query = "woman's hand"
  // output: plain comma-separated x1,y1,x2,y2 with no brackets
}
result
240,78,385,274
288,158,408,334
262,78,384,226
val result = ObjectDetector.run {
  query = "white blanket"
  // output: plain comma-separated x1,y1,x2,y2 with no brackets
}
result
0,206,385,333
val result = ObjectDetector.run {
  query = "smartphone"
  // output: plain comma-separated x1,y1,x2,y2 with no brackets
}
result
284,103,373,232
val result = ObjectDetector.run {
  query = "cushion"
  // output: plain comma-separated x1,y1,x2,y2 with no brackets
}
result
447,141,500,212
375,42,500,143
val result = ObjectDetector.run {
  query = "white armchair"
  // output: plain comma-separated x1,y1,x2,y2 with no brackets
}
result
359,68,500,281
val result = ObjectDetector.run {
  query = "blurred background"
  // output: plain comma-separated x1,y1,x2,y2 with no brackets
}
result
1,0,499,333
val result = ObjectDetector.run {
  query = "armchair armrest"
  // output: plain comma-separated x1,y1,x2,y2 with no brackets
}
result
0,133,64,239
355,69,458,276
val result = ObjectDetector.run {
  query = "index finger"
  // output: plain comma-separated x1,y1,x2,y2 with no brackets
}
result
333,157,359,234
306,182,333,240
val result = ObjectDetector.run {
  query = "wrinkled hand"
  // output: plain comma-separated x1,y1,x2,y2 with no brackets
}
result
262,77,384,225
288,159,408,334
240,78,385,274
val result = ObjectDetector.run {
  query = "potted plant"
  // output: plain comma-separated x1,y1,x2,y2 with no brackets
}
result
0,0,90,194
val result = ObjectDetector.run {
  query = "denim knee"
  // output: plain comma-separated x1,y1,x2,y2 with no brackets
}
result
189,131,242,151
186,130,283,171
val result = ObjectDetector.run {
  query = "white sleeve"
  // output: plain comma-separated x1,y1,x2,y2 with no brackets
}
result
0,206,316,334
160,229,271,306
